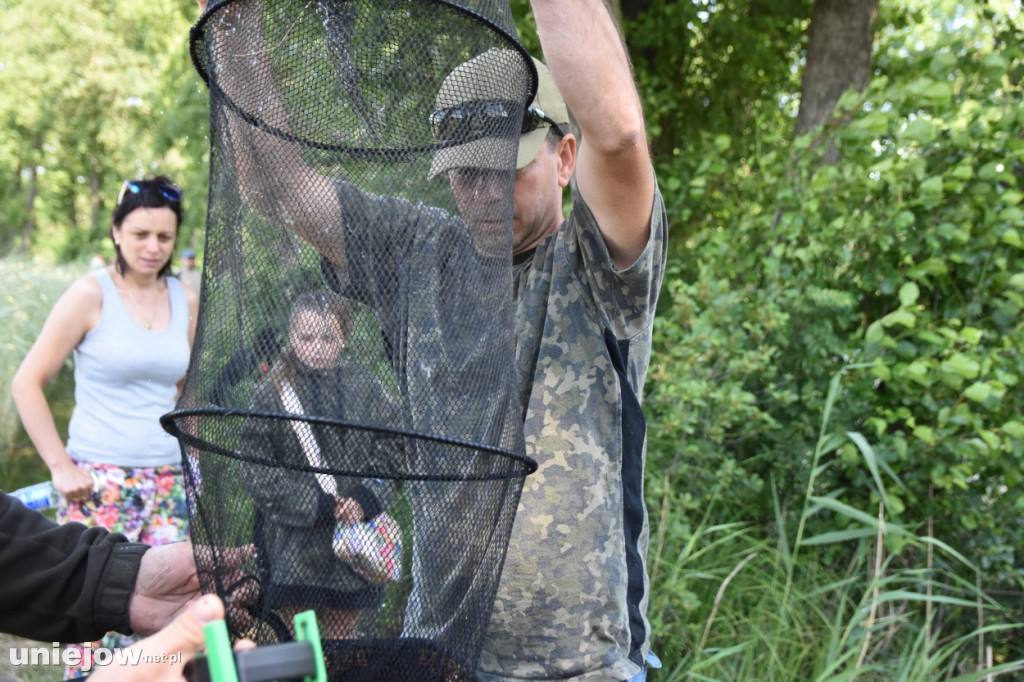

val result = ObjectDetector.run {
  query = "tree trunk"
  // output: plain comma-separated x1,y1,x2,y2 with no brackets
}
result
89,159,101,233
19,134,42,255
795,0,879,163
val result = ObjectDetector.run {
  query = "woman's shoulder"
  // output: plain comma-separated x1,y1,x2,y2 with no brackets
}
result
334,359,373,381
59,271,105,313
335,361,397,402
36,271,105,344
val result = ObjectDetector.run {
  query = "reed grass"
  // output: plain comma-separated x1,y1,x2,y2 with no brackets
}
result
646,368,1024,680
0,257,84,491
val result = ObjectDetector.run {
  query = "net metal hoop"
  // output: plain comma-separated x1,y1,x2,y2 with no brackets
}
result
162,408,538,482
189,0,539,161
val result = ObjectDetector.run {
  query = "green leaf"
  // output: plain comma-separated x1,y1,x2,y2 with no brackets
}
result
807,496,880,528
903,118,938,144
802,528,879,545
865,320,885,344
901,359,932,384
1000,206,1024,224
867,417,888,438
963,382,992,403
870,361,891,381
892,210,915,230
849,111,890,134
898,281,920,307
846,430,891,512
1002,421,1024,439
915,330,945,345
881,309,916,328
939,353,981,379
959,327,983,345
913,425,935,445
927,52,957,77
919,176,944,195
1000,189,1023,205
950,163,974,181
907,258,949,280
873,590,977,609
921,81,953,104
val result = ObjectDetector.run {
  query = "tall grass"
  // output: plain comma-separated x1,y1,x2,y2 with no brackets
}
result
0,258,87,680
1,257,84,491
646,369,1024,681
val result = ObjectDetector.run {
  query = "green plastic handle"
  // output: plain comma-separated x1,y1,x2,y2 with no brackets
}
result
202,619,239,682
293,610,327,682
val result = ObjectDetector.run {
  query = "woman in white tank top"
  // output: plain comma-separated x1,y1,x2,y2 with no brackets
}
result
11,176,199,678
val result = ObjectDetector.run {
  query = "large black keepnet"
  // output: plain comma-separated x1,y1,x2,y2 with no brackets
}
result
163,0,537,677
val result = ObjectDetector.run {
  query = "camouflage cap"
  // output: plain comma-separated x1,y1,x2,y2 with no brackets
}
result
428,49,569,179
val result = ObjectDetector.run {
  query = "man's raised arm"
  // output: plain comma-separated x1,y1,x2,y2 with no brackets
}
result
531,0,655,270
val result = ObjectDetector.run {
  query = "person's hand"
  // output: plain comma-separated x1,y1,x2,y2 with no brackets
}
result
129,541,200,636
90,594,254,682
196,0,208,12
50,460,94,503
336,497,365,524
130,542,257,636
193,543,260,631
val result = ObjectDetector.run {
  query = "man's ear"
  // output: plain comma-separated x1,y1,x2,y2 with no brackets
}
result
556,134,577,188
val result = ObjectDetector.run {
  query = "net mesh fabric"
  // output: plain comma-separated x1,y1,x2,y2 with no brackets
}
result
165,1,537,678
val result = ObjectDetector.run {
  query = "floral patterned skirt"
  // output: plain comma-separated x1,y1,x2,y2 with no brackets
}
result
57,460,190,678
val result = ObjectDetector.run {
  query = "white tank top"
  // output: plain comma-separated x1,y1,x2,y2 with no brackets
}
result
66,269,190,467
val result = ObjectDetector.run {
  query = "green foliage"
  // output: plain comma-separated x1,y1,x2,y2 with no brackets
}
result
0,258,84,489
0,0,206,259
645,2,1024,675
624,0,812,153
648,369,1024,680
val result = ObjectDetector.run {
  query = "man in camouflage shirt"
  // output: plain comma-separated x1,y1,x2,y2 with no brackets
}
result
473,2,667,679
320,24,666,675
199,0,665,676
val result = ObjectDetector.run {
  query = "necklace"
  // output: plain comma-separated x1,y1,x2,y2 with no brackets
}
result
119,273,156,330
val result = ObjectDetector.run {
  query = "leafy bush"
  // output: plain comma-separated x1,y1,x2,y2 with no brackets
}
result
644,6,1024,676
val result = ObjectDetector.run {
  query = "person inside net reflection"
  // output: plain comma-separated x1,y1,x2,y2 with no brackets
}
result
239,292,403,641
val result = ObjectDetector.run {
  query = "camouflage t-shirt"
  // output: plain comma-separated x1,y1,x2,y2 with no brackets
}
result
479,179,668,680
329,183,526,656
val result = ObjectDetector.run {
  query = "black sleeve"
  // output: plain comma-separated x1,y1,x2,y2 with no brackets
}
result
0,492,149,643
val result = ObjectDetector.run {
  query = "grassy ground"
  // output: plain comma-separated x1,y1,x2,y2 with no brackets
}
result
0,634,63,681
1,258,84,493
1,260,86,682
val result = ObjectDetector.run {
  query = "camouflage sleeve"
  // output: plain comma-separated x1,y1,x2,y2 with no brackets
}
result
563,176,668,339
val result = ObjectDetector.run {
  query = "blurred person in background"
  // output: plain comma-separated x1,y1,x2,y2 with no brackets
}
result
176,246,202,298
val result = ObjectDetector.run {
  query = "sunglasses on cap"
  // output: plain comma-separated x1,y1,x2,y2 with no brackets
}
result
429,101,561,141
116,179,183,207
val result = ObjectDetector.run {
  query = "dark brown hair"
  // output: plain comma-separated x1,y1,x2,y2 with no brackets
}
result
110,175,184,278
266,292,355,392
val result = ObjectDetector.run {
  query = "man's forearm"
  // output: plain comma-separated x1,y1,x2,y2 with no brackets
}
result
0,493,148,643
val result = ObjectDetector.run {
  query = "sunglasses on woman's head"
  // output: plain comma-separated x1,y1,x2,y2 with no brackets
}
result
116,180,183,207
